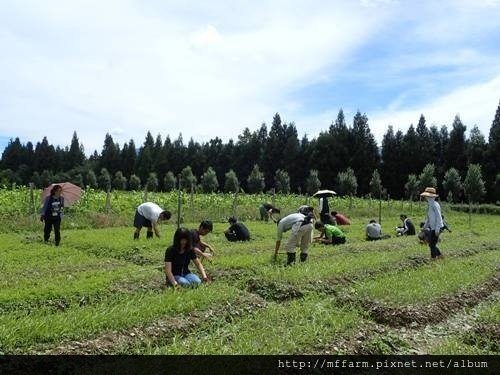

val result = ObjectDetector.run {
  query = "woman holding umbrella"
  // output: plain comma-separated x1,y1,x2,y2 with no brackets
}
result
41,184,64,246
313,190,336,224
41,182,82,246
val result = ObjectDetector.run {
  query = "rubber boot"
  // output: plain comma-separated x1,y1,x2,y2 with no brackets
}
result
133,232,140,240
146,231,154,239
286,252,296,266
300,253,308,262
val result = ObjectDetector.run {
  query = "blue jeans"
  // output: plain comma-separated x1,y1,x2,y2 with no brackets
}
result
175,273,201,287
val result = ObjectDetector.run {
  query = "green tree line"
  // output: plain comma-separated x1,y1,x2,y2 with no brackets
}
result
1,101,499,202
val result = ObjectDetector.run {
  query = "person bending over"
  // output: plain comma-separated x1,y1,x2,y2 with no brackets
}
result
224,216,251,242
274,212,314,265
133,202,171,240
314,222,346,245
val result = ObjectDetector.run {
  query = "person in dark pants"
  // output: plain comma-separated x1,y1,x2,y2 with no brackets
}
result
224,217,251,242
420,187,444,260
319,197,334,224
259,203,280,222
41,185,64,246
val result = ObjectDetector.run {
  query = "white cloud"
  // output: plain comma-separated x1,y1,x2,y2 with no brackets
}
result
0,0,499,156
0,1,391,153
190,25,222,46
369,75,500,141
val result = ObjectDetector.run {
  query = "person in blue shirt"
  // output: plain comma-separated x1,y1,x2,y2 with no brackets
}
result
41,184,64,246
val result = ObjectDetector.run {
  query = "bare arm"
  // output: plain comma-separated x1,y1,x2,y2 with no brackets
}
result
274,240,281,259
152,222,161,238
200,240,215,254
194,247,212,261
319,231,332,244
193,258,208,280
164,262,178,287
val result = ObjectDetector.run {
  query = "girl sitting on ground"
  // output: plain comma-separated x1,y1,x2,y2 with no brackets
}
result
164,227,209,288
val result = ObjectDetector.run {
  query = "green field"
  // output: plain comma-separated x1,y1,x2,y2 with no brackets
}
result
0,190,498,355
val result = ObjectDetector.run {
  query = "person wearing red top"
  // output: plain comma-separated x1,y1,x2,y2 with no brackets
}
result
331,211,351,225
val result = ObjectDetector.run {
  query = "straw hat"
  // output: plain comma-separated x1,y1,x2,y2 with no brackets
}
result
420,187,439,197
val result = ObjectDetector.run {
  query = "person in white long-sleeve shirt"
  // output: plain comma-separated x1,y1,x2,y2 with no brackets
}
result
274,212,314,265
420,187,444,259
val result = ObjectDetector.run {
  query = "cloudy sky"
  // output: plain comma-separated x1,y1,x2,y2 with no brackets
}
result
1,0,500,155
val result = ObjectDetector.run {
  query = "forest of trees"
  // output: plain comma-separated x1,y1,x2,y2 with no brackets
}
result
1,101,499,203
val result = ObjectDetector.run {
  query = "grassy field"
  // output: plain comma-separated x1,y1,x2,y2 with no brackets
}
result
0,204,498,355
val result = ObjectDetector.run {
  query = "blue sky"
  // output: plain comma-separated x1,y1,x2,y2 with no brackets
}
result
1,0,500,155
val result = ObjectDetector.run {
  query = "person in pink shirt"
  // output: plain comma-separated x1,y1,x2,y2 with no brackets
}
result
330,211,351,225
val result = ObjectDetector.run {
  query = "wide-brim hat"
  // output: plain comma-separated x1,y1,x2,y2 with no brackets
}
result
420,187,439,197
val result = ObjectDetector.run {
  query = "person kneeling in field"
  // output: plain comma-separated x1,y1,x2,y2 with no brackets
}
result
133,202,171,240
314,222,346,245
165,227,209,288
365,219,390,241
224,216,251,242
396,214,416,236
191,220,216,261
274,212,314,265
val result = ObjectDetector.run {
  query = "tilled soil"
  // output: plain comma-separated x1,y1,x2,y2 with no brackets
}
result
355,274,499,328
33,293,267,354
247,278,304,301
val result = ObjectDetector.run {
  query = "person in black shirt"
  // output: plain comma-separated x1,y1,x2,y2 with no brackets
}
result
164,227,209,288
191,220,215,261
259,203,280,222
396,214,416,236
224,217,251,242
41,184,64,246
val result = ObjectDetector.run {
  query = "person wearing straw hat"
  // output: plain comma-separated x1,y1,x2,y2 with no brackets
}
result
420,187,444,260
